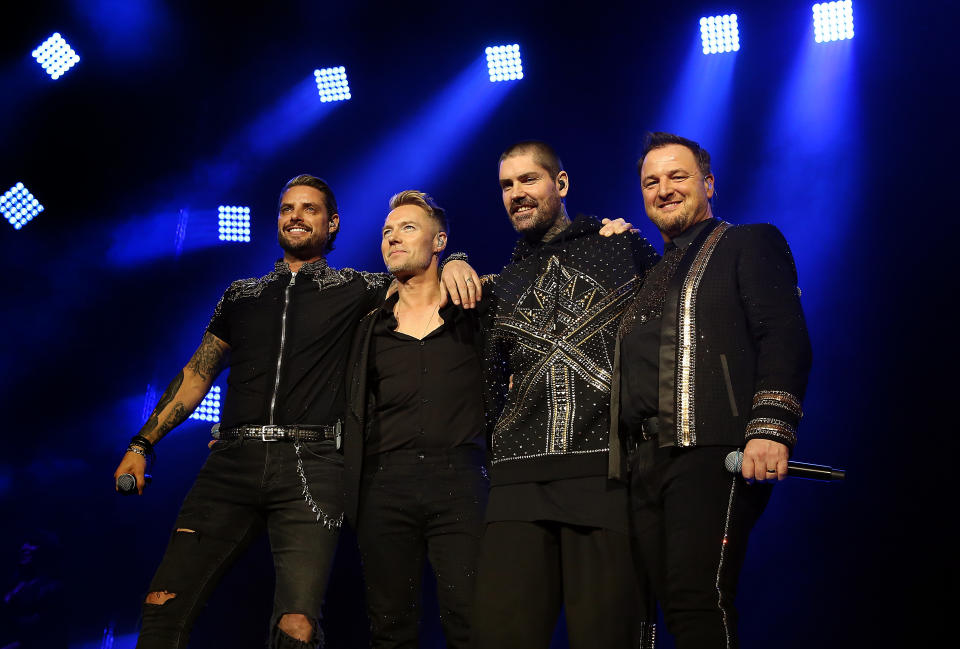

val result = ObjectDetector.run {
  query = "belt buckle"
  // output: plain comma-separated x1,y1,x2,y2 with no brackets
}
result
260,425,281,442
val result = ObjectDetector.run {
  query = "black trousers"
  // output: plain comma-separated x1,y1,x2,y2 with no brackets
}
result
137,438,343,649
629,441,771,649
355,447,489,649
471,520,654,649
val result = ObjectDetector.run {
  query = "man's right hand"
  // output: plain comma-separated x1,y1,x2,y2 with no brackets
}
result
114,451,148,495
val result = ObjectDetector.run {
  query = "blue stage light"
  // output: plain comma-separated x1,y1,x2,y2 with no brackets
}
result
699,14,740,55
813,1,854,42
31,33,80,80
218,205,251,243
314,66,351,102
485,44,523,82
190,386,221,423
1,182,44,230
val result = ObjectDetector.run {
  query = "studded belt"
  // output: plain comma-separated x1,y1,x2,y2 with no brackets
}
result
212,422,341,444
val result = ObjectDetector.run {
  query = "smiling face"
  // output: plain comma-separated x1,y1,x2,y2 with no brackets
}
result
639,143,714,240
277,185,339,259
381,204,444,279
499,152,568,237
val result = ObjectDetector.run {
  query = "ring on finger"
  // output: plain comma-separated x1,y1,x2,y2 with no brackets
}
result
765,468,777,474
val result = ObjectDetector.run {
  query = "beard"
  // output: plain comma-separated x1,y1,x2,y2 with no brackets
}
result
278,228,325,257
509,193,563,238
386,250,430,278
648,202,707,239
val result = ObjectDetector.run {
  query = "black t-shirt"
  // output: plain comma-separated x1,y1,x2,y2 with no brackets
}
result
207,260,389,428
484,476,630,534
365,294,486,455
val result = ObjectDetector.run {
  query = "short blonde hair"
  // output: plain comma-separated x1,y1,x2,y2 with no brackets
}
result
388,190,448,234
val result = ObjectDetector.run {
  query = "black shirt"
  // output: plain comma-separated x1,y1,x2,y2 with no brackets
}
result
207,259,389,428
365,293,486,455
620,219,712,433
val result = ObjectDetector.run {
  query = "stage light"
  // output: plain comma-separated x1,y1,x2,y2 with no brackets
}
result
699,14,740,54
314,66,351,102
31,33,80,80
190,386,221,423
218,205,251,243
813,1,854,42
1,182,44,230
485,44,523,82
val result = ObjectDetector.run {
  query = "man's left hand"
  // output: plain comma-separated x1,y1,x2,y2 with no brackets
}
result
440,260,482,309
741,438,789,482
599,218,638,236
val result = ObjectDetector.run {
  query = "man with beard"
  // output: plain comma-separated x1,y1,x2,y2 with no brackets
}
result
470,142,660,649
342,191,490,649
611,133,812,647
112,175,480,649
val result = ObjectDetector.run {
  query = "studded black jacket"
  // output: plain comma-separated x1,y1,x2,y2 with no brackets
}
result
484,215,660,486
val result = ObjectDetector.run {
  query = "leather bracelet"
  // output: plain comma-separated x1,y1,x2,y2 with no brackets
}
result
129,435,156,462
130,434,154,451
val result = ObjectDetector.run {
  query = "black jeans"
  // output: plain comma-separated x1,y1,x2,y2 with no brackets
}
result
470,520,652,649
629,441,771,649
355,447,489,649
137,438,343,649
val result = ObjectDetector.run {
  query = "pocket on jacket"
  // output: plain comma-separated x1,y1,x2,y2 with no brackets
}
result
719,354,740,417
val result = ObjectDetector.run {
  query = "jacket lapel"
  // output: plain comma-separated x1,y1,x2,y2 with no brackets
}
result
658,219,729,446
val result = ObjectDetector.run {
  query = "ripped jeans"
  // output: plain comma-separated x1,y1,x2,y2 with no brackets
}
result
136,437,342,649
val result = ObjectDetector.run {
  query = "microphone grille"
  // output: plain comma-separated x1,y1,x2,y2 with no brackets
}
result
117,473,137,493
724,451,743,474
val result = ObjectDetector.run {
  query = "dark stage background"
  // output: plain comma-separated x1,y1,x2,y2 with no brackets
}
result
0,1,950,647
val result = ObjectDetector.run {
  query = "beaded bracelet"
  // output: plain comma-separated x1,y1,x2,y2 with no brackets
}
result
126,445,148,458
128,435,156,462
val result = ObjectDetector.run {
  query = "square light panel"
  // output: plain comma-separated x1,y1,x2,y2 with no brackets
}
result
314,66,351,102
32,33,80,79
813,1,854,42
2,183,44,230
218,205,250,242
486,44,523,82
190,386,221,423
700,14,740,54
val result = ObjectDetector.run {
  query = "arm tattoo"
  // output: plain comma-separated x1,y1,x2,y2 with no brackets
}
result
138,371,184,444
187,332,229,381
156,402,189,438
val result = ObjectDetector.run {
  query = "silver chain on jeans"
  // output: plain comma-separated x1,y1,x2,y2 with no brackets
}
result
293,440,343,530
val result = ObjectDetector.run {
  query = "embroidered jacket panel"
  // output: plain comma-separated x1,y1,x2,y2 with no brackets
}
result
484,215,660,485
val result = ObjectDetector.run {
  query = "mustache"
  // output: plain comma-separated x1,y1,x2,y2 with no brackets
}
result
510,199,536,213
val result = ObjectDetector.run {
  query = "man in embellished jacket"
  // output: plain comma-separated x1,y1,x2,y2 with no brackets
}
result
612,132,813,648
111,175,480,649
470,141,660,649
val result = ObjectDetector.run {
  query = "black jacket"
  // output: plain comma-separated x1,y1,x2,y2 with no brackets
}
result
609,219,813,479
483,215,660,486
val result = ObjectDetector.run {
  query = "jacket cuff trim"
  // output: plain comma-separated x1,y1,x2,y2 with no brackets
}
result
752,390,803,419
745,417,797,447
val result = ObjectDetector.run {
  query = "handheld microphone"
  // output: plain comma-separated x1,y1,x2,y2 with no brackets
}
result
117,473,153,495
724,451,845,482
